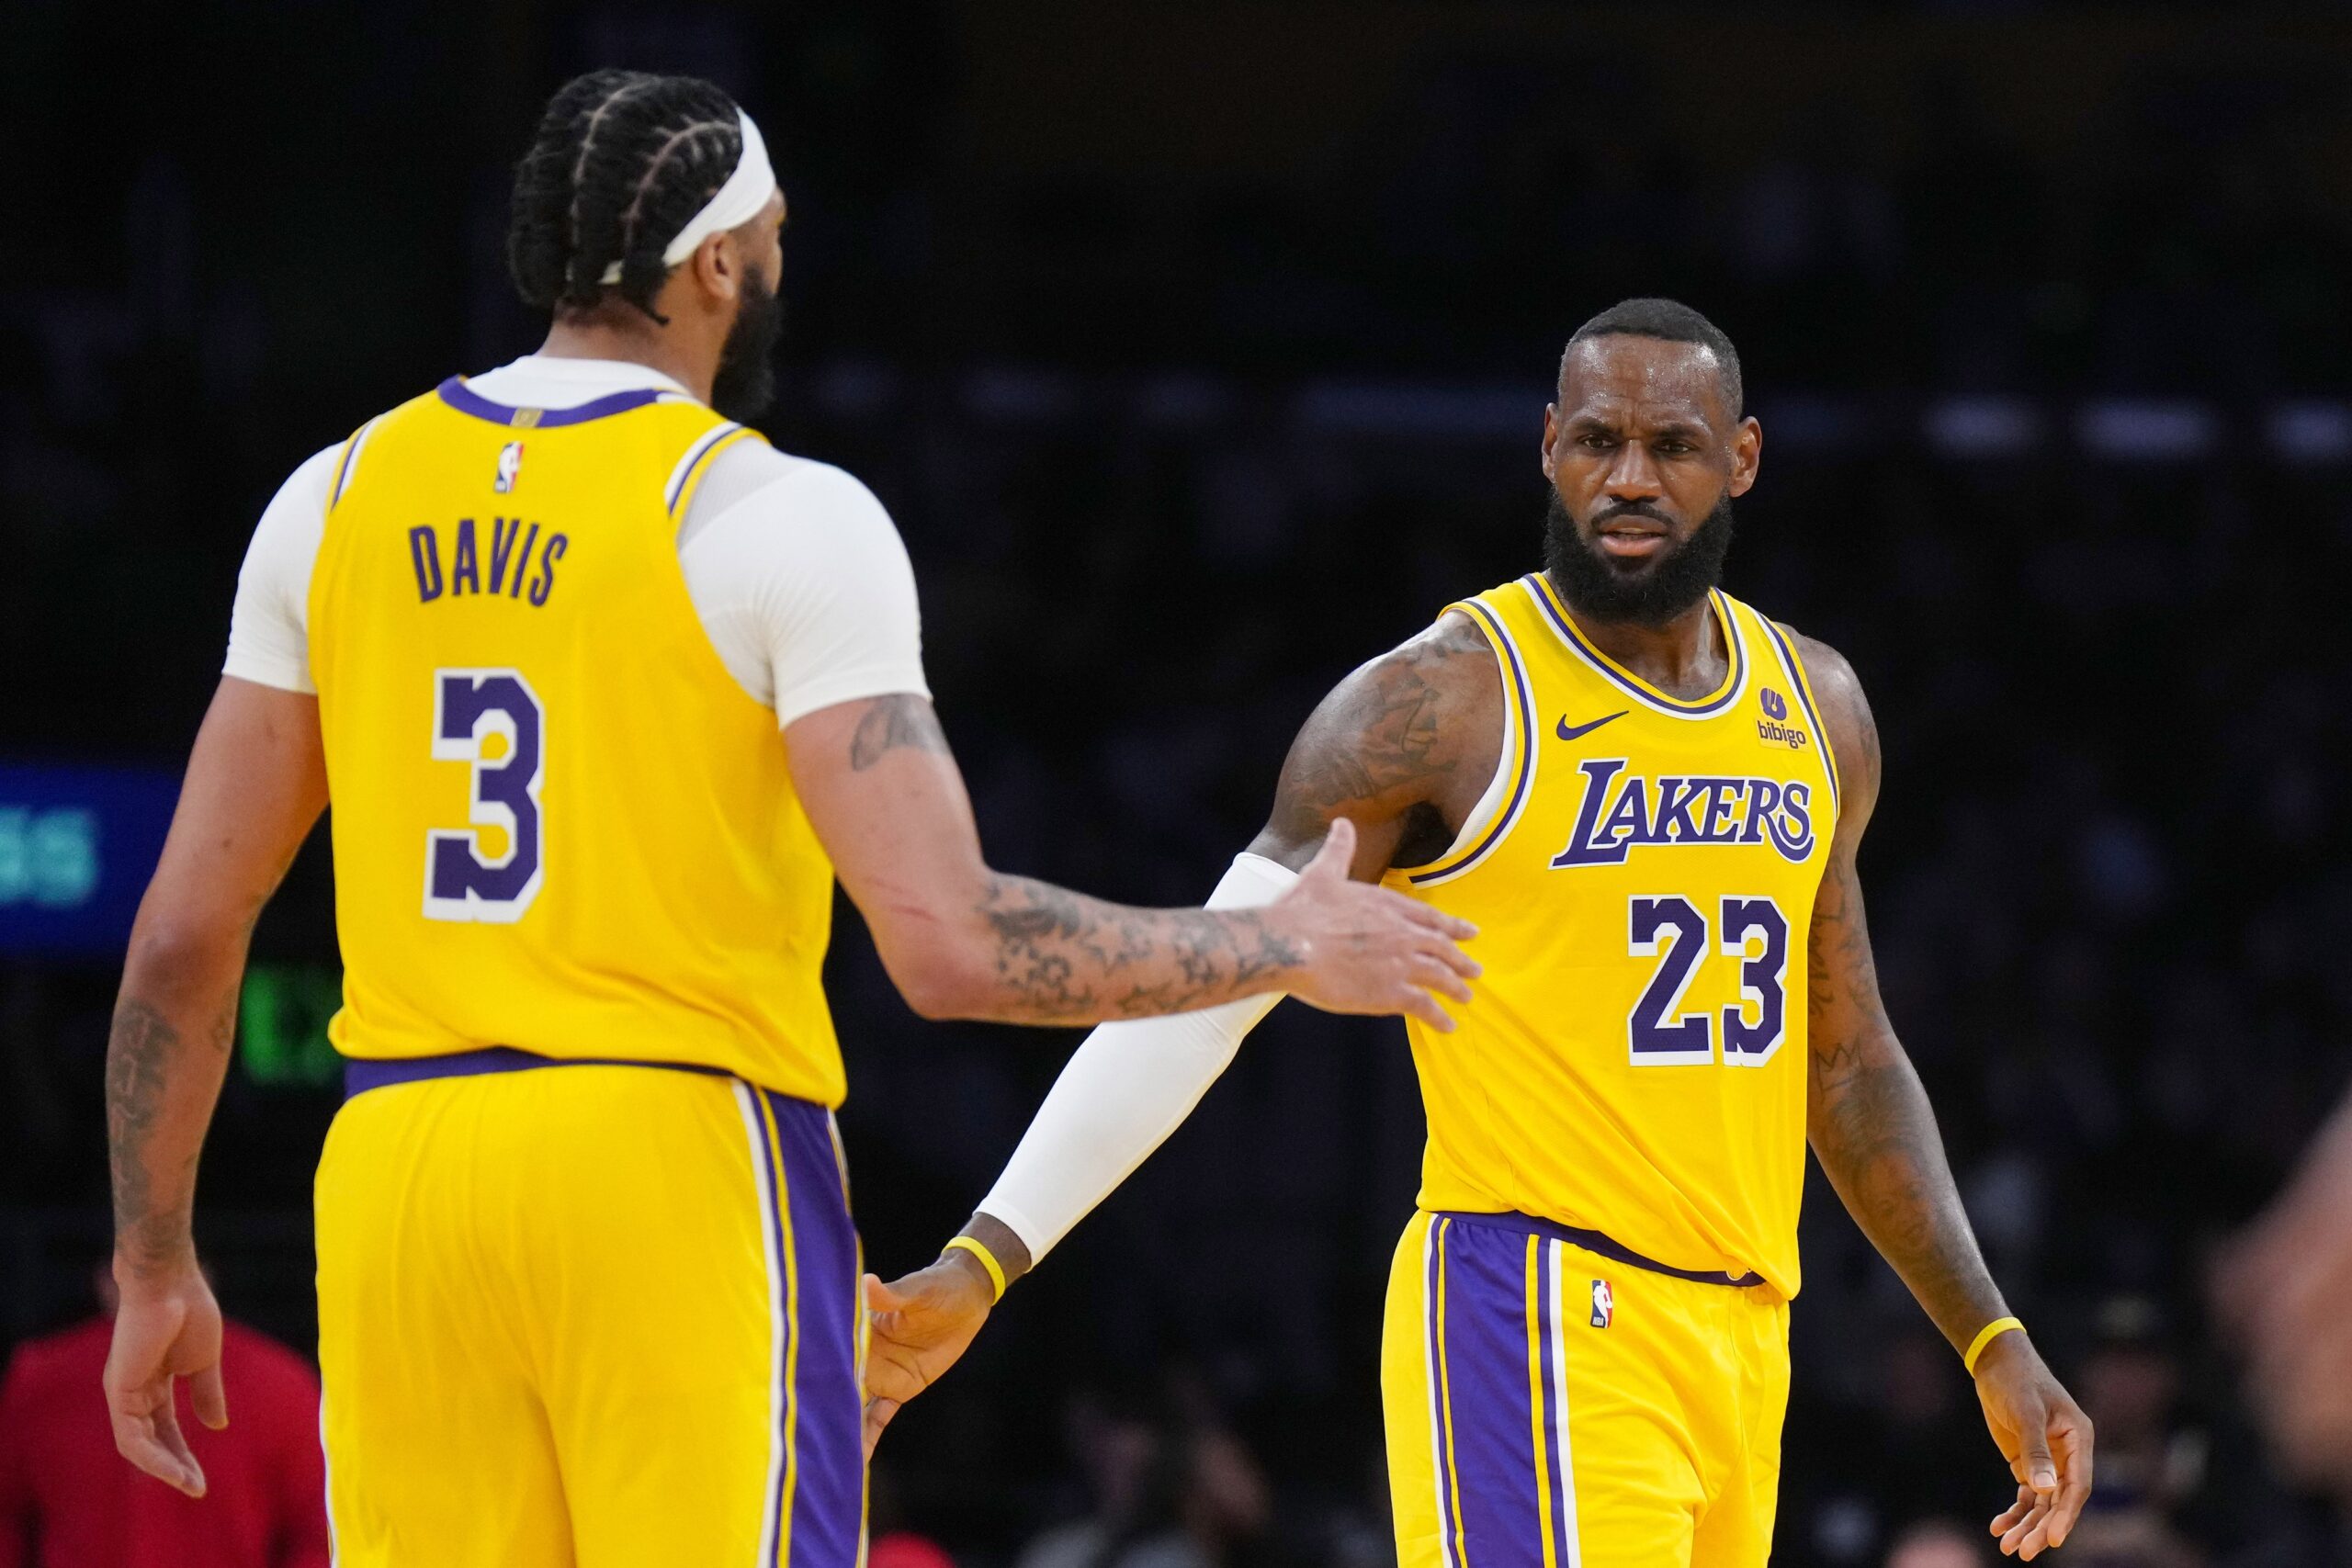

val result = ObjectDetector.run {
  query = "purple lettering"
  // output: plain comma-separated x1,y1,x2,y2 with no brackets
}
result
1550,759,1631,868
1739,779,1782,844
408,525,443,602
489,517,524,595
507,523,539,598
526,533,568,607
451,517,481,595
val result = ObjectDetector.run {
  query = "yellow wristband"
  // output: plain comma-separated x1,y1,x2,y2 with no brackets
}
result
1963,1315,2025,1374
943,1235,1007,1302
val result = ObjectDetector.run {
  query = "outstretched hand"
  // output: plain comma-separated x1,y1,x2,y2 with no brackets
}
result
1973,1332,2094,1559
862,1253,997,1458
1272,818,1480,1032
102,1261,229,1498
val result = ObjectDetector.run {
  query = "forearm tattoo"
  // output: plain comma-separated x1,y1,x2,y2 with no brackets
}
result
107,996,232,1275
1805,693,2006,1346
974,875,1303,1021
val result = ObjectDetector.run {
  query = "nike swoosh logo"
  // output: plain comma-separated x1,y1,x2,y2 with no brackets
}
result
1555,710,1629,742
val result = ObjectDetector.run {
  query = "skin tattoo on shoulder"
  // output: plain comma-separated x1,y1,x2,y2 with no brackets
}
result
849,694,954,772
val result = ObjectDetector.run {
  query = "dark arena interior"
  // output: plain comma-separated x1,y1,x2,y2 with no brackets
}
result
7,6,2352,1567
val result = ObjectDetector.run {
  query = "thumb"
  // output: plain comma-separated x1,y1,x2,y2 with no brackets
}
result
1304,817,1357,880
190,1361,229,1431
864,1273,910,1314
2020,1428,2058,1495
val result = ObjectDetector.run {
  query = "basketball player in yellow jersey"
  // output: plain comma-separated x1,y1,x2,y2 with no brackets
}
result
866,300,2096,1563
96,70,1476,1568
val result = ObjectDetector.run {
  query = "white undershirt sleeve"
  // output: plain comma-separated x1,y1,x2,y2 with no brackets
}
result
679,453,931,727
222,445,338,694
977,851,1302,1262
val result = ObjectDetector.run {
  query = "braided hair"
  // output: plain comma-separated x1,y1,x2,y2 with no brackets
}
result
508,70,749,325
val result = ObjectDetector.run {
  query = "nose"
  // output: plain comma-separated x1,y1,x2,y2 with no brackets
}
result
1603,441,1664,501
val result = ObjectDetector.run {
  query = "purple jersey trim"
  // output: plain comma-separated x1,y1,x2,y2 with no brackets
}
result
435,376,673,428
1436,1210,1765,1289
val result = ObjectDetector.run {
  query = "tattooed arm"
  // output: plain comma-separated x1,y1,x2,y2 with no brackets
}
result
1795,634,2091,1561
104,676,329,1497
856,615,1501,1450
786,676,1482,1029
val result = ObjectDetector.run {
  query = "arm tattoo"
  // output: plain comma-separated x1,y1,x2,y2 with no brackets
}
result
1804,655,2007,1350
1285,622,1482,816
107,996,233,1275
972,875,1304,1021
849,694,953,772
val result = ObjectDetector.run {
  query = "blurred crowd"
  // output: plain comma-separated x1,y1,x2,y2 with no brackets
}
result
7,5,2352,1566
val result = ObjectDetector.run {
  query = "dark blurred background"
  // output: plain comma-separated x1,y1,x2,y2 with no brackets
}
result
7,4,2352,1565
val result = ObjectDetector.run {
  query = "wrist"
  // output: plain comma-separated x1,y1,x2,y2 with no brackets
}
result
939,1239,1004,1304
111,1241,201,1292
1964,1315,2030,1376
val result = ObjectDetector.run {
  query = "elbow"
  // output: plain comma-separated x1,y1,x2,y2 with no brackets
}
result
122,911,243,994
889,946,992,1021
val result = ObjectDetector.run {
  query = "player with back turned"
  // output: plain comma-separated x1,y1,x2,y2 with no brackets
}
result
96,71,1476,1567
866,300,2097,1566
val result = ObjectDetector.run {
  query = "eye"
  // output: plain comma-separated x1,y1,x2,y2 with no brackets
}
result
1577,433,1616,449
1654,441,1694,457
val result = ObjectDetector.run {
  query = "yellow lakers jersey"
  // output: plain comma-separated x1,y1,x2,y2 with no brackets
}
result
1385,573,1839,1297
306,376,846,1104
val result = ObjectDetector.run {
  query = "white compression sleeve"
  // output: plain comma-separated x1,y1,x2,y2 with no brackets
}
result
977,851,1301,1262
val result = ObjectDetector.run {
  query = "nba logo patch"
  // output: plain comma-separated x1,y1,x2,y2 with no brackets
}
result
1589,1278,1614,1328
1758,686,1789,720
493,441,525,494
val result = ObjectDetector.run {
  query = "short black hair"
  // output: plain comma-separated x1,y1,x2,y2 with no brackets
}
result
1561,298,1745,420
507,70,750,325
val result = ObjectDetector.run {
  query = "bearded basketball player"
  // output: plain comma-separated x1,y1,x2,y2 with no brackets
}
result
97,70,1476,1567
863,299,2095,1565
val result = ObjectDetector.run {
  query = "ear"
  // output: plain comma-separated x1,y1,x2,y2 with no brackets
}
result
1540,403,1560,482
1727,415,1762,498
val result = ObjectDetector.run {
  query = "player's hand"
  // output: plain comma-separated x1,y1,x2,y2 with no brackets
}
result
102,1257,228,1498
1271,818,1480,1032
1973,1330,2092,1559
861,1252,995,1459
2218,1092,2352,1485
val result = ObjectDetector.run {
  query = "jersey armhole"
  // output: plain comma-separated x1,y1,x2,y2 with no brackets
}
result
1762,617,1841,818
1394,599,1538,887
665,422,764,526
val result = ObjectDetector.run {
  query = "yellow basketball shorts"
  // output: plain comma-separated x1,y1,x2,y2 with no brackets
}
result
315,1049,865,1568
1383,1211,1791,1568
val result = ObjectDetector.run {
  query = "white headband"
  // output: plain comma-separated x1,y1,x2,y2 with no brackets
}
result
599,108,775,285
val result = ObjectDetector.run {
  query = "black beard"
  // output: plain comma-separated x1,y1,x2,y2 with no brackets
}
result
1543,489,1736,626
710,266,784,423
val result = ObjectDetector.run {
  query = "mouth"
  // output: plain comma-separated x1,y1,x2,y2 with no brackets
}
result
1593,524,1671,559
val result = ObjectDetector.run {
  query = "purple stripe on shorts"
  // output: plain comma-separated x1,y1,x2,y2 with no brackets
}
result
768,1091,864,1568
1438,1220,1550,1568
1426,1220,1462,1568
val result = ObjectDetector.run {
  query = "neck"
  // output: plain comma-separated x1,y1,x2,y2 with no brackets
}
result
537,310,716,406
1546,574,1726,700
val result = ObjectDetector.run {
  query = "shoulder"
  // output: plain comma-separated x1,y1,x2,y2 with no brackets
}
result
1266,608,1504,825
1778,624,1881,818
701,446,896,535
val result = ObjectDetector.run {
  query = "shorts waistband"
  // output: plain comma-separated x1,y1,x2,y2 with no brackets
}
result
1435,1210,1766,1289
342,1046,737,1100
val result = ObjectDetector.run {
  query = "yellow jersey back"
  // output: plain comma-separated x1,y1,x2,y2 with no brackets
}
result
1386,573,1839,1297
308,377,844,1104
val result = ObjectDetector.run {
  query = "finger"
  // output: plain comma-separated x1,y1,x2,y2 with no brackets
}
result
114,1420,201,1495
1392,897,1478,942
862,1396,899,1461
2017,1427,2058,1497
1998,1502,2052,1558
1417,934,1483,979
1305,818,1357,877
1989,1482,2035,1531
1412,955,1476,1005
190,1360,229,1430
863,1273,910,1314
1402,988,1457,1033
148,1393,207,1498
2046,1420,2091,1547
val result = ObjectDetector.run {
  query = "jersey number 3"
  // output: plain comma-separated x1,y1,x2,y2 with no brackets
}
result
424,669,545,922
1626,895,1789,1066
